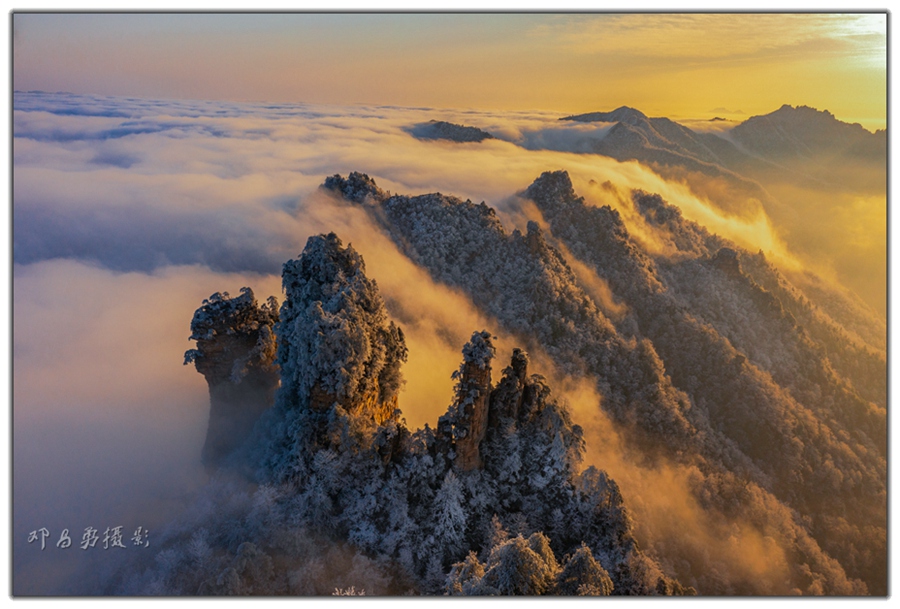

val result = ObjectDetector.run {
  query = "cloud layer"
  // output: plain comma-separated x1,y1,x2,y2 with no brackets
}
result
13,14,886,131
12,91,883,594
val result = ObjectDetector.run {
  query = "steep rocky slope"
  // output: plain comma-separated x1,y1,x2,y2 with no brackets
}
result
323,171,884,595
123,167,883,596
184,288,279,470
129,232,687,596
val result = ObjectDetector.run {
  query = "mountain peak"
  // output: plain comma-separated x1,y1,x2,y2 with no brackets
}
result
409,120,495,143
323,171,388,204
278,233,408,431
561,106,648,124
770,104,835,120
525,170,576,206
732,104,876,158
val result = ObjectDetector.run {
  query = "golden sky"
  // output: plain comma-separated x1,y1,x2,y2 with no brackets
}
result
13,12,887,129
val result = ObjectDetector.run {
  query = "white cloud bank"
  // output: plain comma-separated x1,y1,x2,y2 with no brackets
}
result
10,91,844,594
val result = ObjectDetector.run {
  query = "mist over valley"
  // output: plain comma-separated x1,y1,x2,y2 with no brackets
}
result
12,88,887,596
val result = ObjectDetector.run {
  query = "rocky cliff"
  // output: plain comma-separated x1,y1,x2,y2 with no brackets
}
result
184,287,279,470
323,170,883,595
175,231,686,596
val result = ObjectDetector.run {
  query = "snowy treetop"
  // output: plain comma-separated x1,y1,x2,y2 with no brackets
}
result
276,232,407,420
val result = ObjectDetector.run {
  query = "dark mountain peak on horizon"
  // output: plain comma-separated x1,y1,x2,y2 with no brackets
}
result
561,103,877,138
731,103,883,160
560,106,649,125
740,103,869,131
782,103,818,111
408,120,495,143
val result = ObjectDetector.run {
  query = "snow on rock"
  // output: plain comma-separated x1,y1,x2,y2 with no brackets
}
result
277,232,408,427
184,287,280,471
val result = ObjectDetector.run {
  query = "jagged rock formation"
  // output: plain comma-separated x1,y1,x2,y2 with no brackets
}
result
326,171,884,595
276,233,407,433
184,288,279,471
326,172,697,457
437,331,494,471
409,120,495,143
165,232,689,596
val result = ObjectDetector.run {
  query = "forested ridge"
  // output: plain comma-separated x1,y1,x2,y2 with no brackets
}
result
115,170,884,596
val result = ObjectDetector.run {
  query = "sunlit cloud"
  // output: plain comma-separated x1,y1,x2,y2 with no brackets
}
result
540,13,886,64
11,89,885,594
13,13,886,130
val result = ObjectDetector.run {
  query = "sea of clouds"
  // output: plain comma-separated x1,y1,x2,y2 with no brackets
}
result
12,91,800,594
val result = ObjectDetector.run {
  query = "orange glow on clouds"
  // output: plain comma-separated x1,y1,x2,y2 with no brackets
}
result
12,12,886,131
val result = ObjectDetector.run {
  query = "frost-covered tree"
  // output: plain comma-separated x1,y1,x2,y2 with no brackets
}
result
555,543,614,596
447,534,558,596
431,471,468,565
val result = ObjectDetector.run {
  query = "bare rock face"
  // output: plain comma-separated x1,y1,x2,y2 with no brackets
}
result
184,287,279,470
437,334,568,473
488,348,528,428
277,233,408,441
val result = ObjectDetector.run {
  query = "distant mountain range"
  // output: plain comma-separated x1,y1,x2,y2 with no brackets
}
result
410,105,887,318
412,105,885,192
560,104,886,191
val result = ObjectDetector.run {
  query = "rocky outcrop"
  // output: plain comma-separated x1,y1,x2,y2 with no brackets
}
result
184,288,280,471
409,120,495,143
488,348,528,428
276,233,408,440
436,331,494,471
178,224,693,596
323,172,389,205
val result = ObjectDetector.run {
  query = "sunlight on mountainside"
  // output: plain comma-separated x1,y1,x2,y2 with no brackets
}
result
11,10,886,597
